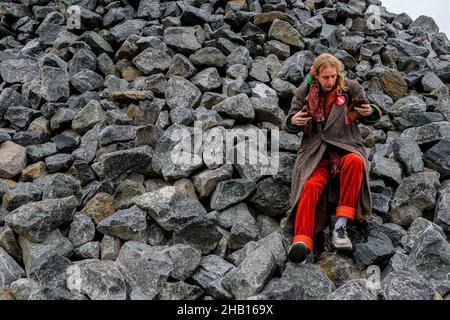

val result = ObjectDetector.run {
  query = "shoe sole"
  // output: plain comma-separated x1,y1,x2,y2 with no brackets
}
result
332,239,353,252
288,242,308,263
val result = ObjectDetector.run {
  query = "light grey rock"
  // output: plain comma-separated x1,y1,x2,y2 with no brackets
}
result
212,93,255,123
28,251,71,288
327,279,377,300
192,165,234,199
73,241,101,259
164,27,204,52
208,202,256,230
72,100,106,134
66,259,127,300
10,278,35,300
100,235,122,261
158,244,202,281
68,214,95,248
158,281,203,300
370,157,403,184
401,121,450,145
0,141,27,179
381,270,436,300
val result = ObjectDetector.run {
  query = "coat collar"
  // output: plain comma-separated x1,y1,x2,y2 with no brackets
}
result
323,92,350,132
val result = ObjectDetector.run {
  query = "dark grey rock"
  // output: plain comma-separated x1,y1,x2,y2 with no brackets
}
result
98,125,138,146
210,179,257,210
163,27,204,52
190,47,227,67
248,178,290,217
391,172,441,228
381,270,436,300
327,279,377,300
158,244,202,281
158,281,203,300
72,100,106,134
0,226,22,262
68,213,95,248
281,263,336,300
134,186,206,231
97,206,147,242
191,254,235,300
41,173,82,201
191,67,222,91
370,156,403,184
73,241,101,259
165,76,202,110
45,153,74,173
132,47,171,75
3,182,42,211
423,139,450,179
116,241,173,300
0,247,25,286
173,216,222,254
28,251,71,288
400,121,450,145
5,196,78,242
70,69,104,93
353,230,396,269
229,222,259,250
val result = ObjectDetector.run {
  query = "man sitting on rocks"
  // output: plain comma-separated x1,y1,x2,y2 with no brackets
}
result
283,53,382,264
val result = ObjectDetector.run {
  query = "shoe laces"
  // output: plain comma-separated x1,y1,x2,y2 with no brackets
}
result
336,226,348,239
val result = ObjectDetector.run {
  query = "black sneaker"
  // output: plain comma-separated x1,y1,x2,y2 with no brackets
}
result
287,241,308,263
332,226,353,251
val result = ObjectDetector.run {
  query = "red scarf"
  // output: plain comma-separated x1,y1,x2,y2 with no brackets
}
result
306,84,341,177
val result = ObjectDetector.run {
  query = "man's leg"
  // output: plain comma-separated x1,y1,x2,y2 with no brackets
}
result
332,153,364,250
292,159,330,254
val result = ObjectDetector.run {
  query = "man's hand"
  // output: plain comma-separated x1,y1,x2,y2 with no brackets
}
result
291,106,312,126
354,104,372,117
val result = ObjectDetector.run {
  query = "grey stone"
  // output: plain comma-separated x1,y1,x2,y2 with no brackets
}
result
371,193,391,216
70,69,104,93
97,206,147,242
100,235,122,261
134,186,206,231
19,229,74,275
194,107,223,131
391,172,441,228
173,216,222,254
110,19,147,43
113,179,146,210
28,286,87,300
423,139,450,179
212,93,255,122
28,251,71,288
71,123,102,163
422,73,445,92
222,244,276,299
5,196,78,243
10,278,35,300
435,183,450,232
268,19,304,48
401,121,450,145
251,97,285,126
327,279,377,300
159,244,202,281
68,214,95,248
0,141,27,179
2,182,42,211
0,58,39,84
249,278,304,300
163,27,204,52
158,281,203,300
353,230,396,269
208,202,255,230
401,217,446,253
132,47,171,75
410,15,439,34
280,51,314,83
169,107,194,125
392,137,424,176
0,247,25,286
0,226,22,262
97,146,153,180
210,179,257,210
248,178,290,217
45,153,74,173
386,95,427,117
191,254,235,300
116,241,173,300
192,165,234,199
72,100,106,134
78,31,114,55
165,76,202,110
381,270,436,300
98,125,138,146
370,157,403,184
229,222,259,250
26,142,58,163
189,47,227,67
73,241,101,259
166,53,197,78
190,67,222,91
4,106,38,130
41,173,82,201
67,259,127,300
281,263,336,300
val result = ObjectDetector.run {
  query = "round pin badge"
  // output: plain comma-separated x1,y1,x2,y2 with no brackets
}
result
336,95,346,106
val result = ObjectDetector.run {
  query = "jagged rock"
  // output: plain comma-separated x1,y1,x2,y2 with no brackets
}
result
5,196,78,242
68,214,95,248
0,247,25,286
370,157,403,184
435,182,450,231
18,229,74,274
212,93,255,123
67,259,127,300
73,241,101,259
28,251,71,289
0,226,22,262
381,270,436,300
10,278,35,300
100,235,122,261
80,192,115,225
207,202,255,230
0,141,27,179
401,121,450,145
2,182,42,211
116,241,173,300
247,178,290,217
173,216,222,254
158,282,203,300
392,137,424,176
210,179,257,210
97,206,147,242
134,186,206,231
158,244,202,281
72,100,106,135
423,139,450,179
45,154,74,173
353,229,396,269
390,172,440,228
163,27,204,52
191,254,235,300
281,263,336,300
190,47,227,67
327,279,377,300
41,173,82,201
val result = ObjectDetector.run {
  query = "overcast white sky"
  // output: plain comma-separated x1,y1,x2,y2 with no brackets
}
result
382,0,450,37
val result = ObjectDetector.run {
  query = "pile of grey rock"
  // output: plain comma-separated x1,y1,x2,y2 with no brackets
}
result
0,0,450,300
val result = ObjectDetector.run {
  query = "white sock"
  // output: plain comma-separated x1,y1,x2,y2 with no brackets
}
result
334,217,347,230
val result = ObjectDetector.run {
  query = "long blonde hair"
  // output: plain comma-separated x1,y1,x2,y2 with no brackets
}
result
309,53,347,95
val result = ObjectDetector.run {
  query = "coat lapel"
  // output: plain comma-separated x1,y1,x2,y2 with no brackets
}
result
323,93,348,132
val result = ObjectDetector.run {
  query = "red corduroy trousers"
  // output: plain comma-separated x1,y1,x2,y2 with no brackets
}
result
292,152,365,252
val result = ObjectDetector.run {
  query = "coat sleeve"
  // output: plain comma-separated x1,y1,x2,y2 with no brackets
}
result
283,83,309,134
348,80,382,126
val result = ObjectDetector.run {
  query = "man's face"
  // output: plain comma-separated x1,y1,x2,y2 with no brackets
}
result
317,66,338,92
